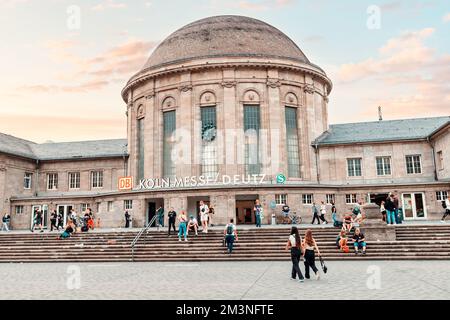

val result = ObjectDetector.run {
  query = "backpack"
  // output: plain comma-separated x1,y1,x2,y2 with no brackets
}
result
352,206,360,215
226,224,234,235
442,201,447,209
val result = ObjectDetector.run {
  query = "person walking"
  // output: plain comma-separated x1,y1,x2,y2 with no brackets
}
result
167,208,177,235
441,194,450,222
199,201,209,233
156,206,164,228
319,201,329,224
385,193,396,225
311,203,321,225
31,208,44,233
57,211,64,230
302,229,321,280
254,199,263,228
50,210,58,231
178,211,188,242
224,219,238,254
285,226,305,282
124,211,131,228
1,213,11,232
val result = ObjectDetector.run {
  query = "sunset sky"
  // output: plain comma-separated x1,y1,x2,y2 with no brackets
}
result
0,0,449,143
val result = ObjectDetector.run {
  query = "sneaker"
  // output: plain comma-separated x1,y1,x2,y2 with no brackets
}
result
363,251,366,255
290,278,296,281
322,222,327,225
441,220,445,223
185,239,188,242
315,273,320,280
298,279,305,283
178,239,181,242
355,251,359,255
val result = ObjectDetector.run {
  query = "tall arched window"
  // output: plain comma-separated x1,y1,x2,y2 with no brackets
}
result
163,110,176,177
201,106,218,178
244,105,261,175
137,117,145,180
285,106,301,178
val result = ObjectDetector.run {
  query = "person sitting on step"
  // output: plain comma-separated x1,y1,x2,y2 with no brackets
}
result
186,215,199,236
352,228,367,255
343,213,353,233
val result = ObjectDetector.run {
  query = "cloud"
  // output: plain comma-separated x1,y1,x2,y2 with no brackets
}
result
443,13,450,23
0,0,29,8
330,27,449,122
91,0,127,11
17,39,156,94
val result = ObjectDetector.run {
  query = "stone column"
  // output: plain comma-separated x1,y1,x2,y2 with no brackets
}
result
222,69,238,176
361,203,396,241
144,92,155,179
177,73,193,177
210,193,235,226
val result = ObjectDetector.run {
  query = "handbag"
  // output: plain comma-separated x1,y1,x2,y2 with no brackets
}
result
319,256,328,273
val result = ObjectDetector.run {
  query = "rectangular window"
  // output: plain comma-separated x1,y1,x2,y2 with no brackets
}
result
80,203,90,213
124,200,133,210
47,173,58,190
68,172,80,189
201,106,218,178
436,191,448,201
275,194,287,205
326,194,335,205
302,194,313,205
163,111,176,178
107,201,114,212
437,151,444,171
244,105,261,175
91,171,103,188
406,155,422,174
346,194,357,204
24,173,32,189
138,118,145,180
15,206,24,215
376,156,392,176
285,107,301,178
347,158,362,177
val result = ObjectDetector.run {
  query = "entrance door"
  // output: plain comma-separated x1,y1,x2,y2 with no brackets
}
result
147,202,156,227
57,205,73,226
402,193,427,219
31,205,49,229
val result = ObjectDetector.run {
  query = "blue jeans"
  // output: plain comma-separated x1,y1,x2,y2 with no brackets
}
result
225,235,235,253
394,209,399,224
178,222,187,239
256,215,261,228
386,210,396,225
158,215,164,227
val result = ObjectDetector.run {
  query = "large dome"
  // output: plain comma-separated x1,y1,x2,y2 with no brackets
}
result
141,15,312,72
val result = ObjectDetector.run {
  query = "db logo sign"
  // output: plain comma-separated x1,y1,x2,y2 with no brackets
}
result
118,177,133,191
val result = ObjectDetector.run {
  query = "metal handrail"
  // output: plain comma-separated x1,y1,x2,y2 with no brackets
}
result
131,215,157,262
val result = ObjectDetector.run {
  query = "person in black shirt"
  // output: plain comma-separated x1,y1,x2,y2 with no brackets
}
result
167,208,177,235
57,212,64,230
124,211,131,228
352,228,367,255
50,210,58,231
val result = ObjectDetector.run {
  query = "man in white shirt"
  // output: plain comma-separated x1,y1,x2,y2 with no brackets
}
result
199,201,209,233
442,195,450,222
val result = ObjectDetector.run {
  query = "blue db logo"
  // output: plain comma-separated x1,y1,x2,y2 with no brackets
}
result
276,174,286,184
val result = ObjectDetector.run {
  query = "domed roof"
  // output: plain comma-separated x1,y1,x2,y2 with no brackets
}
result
141,15,311,71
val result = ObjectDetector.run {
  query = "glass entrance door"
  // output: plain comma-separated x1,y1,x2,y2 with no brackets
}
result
57,205,73,226
402,193,427,219
31,205,49,229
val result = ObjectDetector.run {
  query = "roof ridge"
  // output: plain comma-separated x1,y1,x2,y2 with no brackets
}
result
329,116,450,127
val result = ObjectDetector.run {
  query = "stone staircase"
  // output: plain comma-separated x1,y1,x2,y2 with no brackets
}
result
0,225,449,263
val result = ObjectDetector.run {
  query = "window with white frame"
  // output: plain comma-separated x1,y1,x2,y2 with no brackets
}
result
376,156,392,176
346,194,358,204
124,200,133,210
24,173,32,189
91,171,103,188
437,151,444,171
47,173,58,190
107,201,114,212
80,203,90,212
15,206,24,215
406,155,422,174
69,172,80,189
275,194,287,205
302,194,313,205
326,194,335,205
347,158,362,177
436,191,448,201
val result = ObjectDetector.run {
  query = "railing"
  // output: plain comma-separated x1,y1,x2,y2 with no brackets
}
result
131,215,157,262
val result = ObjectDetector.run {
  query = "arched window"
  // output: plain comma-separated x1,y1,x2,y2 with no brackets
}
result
285,107,301,178
163,110,176,178
201,106,218,178
244,105,261,175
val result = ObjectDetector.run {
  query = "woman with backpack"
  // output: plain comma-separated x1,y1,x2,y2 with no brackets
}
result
285,226,305,282
302,229,321,280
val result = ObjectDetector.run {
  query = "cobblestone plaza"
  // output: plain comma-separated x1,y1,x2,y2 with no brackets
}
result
1,261,449,300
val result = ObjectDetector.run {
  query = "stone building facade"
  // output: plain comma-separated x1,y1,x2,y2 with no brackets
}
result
1,16,449,230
